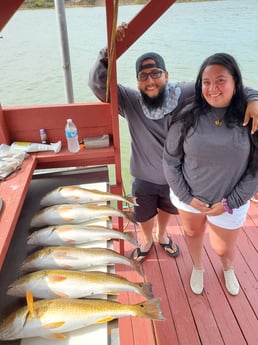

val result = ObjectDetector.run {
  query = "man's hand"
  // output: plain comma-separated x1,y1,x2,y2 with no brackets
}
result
243,100,258,134
116,22,128,42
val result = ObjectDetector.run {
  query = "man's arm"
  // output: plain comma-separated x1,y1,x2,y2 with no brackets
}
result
244,100,258,134
88,23,128,102
88,48,108,102
244,87,258,134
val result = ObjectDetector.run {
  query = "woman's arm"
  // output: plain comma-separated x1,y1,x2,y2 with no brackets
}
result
163,122,192,204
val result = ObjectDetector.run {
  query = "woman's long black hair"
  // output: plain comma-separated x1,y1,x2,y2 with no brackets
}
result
171,53,258,175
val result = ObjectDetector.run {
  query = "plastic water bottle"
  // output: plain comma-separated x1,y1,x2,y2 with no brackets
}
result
65,118,80,153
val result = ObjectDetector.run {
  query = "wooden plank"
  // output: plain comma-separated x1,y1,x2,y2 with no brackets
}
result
199,248,245,345
114,225,156,345
204,227,258,345
115,266,136,345
242,203,258,247
144,246,180,345
0,155,36,270
0,106,10,144
162,217,220,345
34,146,116,169
236,224,258,316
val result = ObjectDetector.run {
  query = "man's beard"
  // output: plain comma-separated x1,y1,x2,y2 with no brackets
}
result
140,86,166,109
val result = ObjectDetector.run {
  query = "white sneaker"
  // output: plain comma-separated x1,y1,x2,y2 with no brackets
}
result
190,267,204,294
223,269,240,296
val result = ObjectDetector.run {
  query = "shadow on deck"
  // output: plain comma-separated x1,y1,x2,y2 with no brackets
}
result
114,200,258,345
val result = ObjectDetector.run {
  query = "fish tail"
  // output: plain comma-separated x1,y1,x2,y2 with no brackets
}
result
130,258,144,277
123,210,138,225
124,195,139,207
124,231,138,246
134,298,166,321
131,196,139,206
137,282,154,299
27,234,33,244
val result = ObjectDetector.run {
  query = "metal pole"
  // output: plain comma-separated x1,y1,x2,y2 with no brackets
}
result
54,0,74,103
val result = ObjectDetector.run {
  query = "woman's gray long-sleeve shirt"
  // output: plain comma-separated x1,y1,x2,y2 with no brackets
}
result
163,112,258,209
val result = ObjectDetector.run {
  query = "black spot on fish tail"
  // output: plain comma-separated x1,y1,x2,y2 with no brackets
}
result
135,298,166,321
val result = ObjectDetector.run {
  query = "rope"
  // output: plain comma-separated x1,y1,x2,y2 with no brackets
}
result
105,0,119,102
105,1,129,205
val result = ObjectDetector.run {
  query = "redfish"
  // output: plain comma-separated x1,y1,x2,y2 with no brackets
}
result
0,291,165,340
30,203,137,228
40,185,137,207
27,224,138,246
7,269,153,299
19,246,143,276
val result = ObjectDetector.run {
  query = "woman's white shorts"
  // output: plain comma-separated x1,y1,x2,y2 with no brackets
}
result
170,189,250,230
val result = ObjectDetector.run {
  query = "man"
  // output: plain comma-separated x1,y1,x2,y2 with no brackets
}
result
88,23,258,263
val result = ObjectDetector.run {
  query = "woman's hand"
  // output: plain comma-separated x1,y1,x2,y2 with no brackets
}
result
189,198,225,215
204,201,225,216
189,197,211,212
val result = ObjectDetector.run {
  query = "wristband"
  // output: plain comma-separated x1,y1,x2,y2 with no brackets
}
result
222,198,233,214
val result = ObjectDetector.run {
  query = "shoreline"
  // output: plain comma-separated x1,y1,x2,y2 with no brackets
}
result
21,0,217,10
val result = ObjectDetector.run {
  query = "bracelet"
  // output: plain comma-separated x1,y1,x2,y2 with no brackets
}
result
222,198,233,214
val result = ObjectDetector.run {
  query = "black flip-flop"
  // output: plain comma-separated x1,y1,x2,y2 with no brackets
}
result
130,242,154,263
159,238,179,257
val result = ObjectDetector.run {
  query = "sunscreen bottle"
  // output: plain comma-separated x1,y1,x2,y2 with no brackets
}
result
11,141,62,153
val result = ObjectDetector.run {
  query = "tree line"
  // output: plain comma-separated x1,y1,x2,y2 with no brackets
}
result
22,0,147,9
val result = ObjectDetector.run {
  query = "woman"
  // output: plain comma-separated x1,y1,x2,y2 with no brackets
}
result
163,53,258,295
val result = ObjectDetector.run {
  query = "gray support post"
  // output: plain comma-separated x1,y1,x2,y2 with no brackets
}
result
54,0,74,103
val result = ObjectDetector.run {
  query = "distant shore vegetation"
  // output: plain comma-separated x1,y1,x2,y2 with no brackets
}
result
22,0,210,9
21,1,149,9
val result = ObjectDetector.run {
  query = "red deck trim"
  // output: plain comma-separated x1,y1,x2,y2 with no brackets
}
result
0,155,36,269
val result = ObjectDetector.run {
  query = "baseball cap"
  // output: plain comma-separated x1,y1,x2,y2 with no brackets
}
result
135,52,166,75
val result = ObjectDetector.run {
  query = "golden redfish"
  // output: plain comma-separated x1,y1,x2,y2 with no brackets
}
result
40,185,137,207
7,269,153,299
0,291,165,340
19,246,143,276
30,203,137,228
27,224,138,246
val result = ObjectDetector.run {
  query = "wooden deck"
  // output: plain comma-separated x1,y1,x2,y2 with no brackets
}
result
114,200,258,345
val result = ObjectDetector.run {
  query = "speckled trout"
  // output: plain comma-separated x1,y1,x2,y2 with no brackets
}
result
30,204,137,228
27,224,138,246
0,291,165,340
7,269,153,299
40,185,138,207
19,246,143,276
